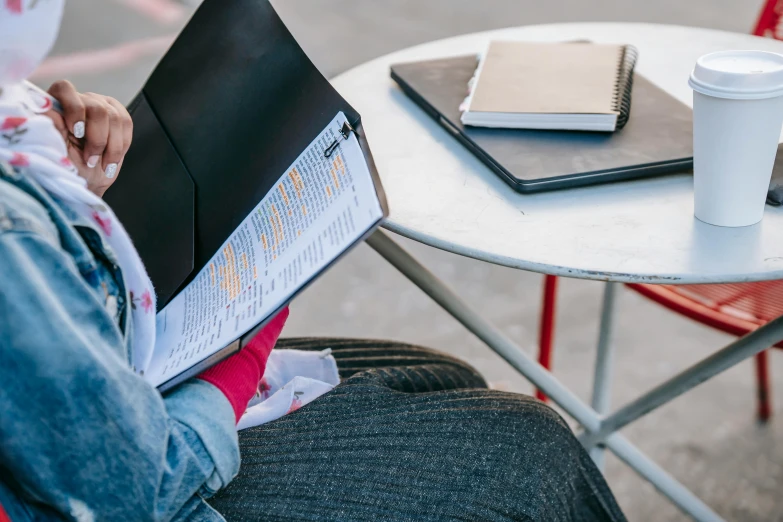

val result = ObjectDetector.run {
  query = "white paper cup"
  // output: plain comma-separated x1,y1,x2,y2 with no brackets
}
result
689,50,783,227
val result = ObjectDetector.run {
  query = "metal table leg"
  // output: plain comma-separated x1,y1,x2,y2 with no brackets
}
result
590,282,618,470
579,312,783,449
367,231,600,431
367,230,723,522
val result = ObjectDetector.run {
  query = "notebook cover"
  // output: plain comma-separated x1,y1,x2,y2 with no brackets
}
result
106,0,388,308
468,42,623,115
390,55,694,193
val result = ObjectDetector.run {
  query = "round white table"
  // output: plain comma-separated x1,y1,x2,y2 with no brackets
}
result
333,23,783,522
334,23,783,285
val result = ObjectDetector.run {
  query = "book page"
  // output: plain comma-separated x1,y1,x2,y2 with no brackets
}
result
145,112,383,387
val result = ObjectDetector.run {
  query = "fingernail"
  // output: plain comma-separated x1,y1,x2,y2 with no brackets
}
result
73,121,85,139
87,155,100,168
105,163,118,179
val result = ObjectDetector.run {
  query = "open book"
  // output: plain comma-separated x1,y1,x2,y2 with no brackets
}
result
103,0,389,392
144,112,386,391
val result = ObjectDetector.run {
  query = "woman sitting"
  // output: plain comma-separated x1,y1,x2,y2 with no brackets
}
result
0,2,626,521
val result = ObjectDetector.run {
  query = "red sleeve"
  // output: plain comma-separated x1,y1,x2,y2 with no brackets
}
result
197,308,289,422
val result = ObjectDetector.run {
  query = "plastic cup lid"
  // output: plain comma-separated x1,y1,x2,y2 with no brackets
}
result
689,50,783,100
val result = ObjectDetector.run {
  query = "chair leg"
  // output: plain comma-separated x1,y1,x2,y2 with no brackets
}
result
755,350,772,422
589,282,619,471
536,275,559,402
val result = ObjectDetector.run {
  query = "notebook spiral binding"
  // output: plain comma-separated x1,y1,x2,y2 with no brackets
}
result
611,45,639,130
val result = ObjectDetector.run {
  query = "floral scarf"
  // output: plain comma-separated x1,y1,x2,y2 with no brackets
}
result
0,0,156,374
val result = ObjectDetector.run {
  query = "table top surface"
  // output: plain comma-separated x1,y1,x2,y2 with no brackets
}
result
332,23,783,284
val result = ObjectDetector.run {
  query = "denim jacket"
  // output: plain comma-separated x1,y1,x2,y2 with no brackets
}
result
0,162,239,522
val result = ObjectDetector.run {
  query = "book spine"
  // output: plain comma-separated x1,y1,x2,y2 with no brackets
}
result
612,45,639,130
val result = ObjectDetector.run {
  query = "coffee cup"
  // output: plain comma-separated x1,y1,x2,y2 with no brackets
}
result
689,50,783,227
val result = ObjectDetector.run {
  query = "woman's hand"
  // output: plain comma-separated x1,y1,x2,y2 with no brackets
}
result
44,80,132,198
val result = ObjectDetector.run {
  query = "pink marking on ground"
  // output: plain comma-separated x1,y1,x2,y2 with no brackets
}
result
30,36,176,80
113,0,186,25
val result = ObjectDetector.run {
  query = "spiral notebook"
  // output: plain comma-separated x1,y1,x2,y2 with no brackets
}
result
460,42,637,132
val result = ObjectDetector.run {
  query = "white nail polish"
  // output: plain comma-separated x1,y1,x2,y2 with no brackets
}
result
87,155,100,168
73,121,85,139
105,163,118,179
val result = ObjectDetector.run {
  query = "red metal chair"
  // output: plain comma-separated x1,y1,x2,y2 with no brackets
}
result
536,277,783,421
628,283,783,418
754,0,783,39
535,2,783,421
